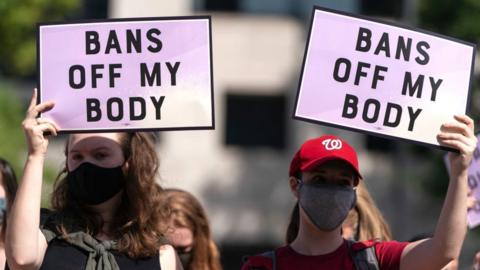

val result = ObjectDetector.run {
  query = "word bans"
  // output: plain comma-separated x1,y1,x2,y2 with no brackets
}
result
342,94,422,131
86,96,165,122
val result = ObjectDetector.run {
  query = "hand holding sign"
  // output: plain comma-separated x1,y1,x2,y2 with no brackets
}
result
444,132,480,228
438,115,477,173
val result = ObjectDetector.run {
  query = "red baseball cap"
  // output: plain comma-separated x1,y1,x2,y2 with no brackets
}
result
289,135,362,181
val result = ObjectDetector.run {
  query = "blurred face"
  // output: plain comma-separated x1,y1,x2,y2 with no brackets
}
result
166,226,194,254
67,133,125,171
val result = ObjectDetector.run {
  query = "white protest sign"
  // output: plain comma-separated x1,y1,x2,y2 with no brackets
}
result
38,16,213,132
294,7,476,149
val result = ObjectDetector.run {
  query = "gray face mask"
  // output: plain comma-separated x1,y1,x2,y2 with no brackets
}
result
298,181,356,231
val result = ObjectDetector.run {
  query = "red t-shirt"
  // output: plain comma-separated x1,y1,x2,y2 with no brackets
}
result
242,240,408,270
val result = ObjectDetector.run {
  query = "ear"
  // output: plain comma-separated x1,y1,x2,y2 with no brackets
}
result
289,176,300,199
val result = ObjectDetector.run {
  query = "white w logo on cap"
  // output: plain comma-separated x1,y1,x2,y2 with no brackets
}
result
322,139,342,150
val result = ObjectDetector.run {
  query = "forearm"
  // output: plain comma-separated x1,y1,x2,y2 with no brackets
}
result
6,154,45,266
432,169,468,261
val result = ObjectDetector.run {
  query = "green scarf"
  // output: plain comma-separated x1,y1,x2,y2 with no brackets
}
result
40,209,120,270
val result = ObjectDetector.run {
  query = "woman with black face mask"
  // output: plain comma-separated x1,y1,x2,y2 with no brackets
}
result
243,121,477,270
161,189,222,270
6,89,183,270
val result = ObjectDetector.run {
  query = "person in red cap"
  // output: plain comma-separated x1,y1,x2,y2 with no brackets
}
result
242,114,477,270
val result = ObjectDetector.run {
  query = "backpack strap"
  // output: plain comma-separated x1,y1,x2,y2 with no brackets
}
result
260,250,276,270
347,240,380,270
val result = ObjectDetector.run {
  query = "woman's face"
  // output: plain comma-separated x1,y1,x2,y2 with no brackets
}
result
67,133,125,171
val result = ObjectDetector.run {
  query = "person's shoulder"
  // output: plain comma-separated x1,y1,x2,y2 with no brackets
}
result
241,254,273,270
350,239,380,251
241,247,287,270
351,239,408,251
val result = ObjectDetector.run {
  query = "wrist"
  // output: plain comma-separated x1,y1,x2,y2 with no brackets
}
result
27,153,46,161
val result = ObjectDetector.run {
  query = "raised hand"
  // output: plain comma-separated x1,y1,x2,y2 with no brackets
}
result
22,88,59,156
437,114,477,177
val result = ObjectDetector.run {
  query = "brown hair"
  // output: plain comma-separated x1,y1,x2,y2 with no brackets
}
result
0,158,18,241
51,132,170,258
162,188,222,270
343,181,392,241
285,180,392,244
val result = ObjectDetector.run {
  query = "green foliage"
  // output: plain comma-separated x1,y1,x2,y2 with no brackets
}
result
0,87,26,174
418,0,480,43
0,0,81,78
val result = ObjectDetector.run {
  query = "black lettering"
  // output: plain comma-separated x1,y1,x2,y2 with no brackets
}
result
107,97,123,121
407,107,422,131
429,77,443,101
372,65,388,89
415,41,430,65
342,94,358,119
85,31,100,54
126,29,142,53
140,63,161,87
86,98,101,121
374,32,390,57
105,30,122,54
383,103,402,127
362,99,380,123
129,97,146,120
150,96,166,120
333,58,351,83
395,36,412,61
91,64,104,88
355,27,372,52
109,64,122,88
402,72,424,99
166,62,180,86
354,62,370,86
69,65,85,89
147,28,162,53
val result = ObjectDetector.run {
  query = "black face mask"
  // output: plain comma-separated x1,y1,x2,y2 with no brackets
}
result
178,252,192,269
67,162,125,205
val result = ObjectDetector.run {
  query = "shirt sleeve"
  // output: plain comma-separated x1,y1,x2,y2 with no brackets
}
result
375,241,409,270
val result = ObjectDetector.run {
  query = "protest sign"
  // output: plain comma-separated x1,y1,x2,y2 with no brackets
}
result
38,16,213,132
444,134,480,228
294,7,476,149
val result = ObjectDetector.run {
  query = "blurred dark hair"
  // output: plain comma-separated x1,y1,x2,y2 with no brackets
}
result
0,157,18,241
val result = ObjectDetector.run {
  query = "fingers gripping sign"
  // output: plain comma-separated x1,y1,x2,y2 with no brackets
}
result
23,89,59,156
437,114,478,176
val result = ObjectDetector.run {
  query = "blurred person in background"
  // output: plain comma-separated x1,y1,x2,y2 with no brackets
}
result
162,188,222,270
0,158,18,270
243,114,477,270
